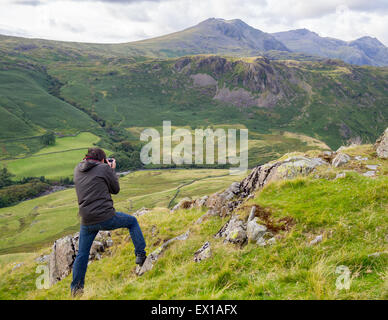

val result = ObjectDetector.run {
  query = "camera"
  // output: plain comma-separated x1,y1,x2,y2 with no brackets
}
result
105,158,114,164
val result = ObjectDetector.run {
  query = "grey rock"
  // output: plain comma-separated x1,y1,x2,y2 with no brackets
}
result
354,156,368,161
194,242,212,262
365,164,379,170
194,195,209,208
332,153,351,167
35,254,50,264
133,207,150,217
266,237,277,245
335,172,346,179
49,231,113,286
215,215,247,245
309,235,323,246
247,218,267,243
248,206,256,222
363,171,376,177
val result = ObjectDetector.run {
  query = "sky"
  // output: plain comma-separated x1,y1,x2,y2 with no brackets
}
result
1,0,387,46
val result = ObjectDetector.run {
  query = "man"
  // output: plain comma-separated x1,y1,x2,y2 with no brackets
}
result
71,147,146,297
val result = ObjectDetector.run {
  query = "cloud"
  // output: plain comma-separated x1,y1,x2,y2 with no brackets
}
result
11,0,166,5
13,0,42,5
1,0,388,46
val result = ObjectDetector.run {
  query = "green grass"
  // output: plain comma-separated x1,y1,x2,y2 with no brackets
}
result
2,132,108,180
0,68,98,140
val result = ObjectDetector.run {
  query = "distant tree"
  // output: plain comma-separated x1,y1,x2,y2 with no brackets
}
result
0,168,13,188
41,132,56,146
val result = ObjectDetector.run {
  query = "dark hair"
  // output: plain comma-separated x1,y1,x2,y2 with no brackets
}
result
85,148,106,161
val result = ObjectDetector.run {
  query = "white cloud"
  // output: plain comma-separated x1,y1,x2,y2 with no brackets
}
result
1,0,387,46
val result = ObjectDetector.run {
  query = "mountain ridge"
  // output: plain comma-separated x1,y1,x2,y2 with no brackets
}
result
1,18,388,66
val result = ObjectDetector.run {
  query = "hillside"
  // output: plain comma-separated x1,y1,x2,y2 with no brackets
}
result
0,137,387,300
1,49,387,156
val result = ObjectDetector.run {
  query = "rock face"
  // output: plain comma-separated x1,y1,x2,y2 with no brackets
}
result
194,242,212,262
375,128,388,159
49,231,113,286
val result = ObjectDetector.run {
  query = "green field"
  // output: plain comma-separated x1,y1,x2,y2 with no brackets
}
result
2,132,109,180
0,169,245,255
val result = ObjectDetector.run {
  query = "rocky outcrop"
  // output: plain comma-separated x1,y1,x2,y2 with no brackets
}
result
375,128,388,159
48,231,113,286
204,155,327,219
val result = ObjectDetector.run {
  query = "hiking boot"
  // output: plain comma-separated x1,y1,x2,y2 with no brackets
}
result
135,254,147,266
71,287,84,298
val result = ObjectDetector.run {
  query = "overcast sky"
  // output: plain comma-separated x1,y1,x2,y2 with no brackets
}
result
1,0,387,46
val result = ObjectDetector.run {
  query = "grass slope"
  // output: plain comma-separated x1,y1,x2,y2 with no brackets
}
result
0,145,386,300
0,68,98,140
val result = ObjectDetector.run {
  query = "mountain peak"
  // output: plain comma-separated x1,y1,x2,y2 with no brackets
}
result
351,36,385,48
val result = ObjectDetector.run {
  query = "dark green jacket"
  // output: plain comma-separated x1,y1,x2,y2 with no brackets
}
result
74,160,120,225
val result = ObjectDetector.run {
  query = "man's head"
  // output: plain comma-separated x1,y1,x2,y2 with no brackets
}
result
84,148,106,163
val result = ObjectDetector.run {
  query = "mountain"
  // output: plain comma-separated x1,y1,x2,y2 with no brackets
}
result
120,18,290,57
272,29,388,66
1,19,388,66
0,19,387,158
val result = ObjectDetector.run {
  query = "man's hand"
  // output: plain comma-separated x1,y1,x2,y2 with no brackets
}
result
108,158,116,169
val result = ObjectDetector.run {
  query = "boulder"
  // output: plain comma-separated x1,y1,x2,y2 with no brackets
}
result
194,242,212,262
215,215,247,245
49,231,113,286
332,153,350,167
374,128,388,159
246,218,267,243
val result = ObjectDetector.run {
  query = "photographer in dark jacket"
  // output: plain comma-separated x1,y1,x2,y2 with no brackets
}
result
71,148,146,297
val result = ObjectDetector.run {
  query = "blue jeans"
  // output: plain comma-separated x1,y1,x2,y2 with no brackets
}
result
70,211,146,291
